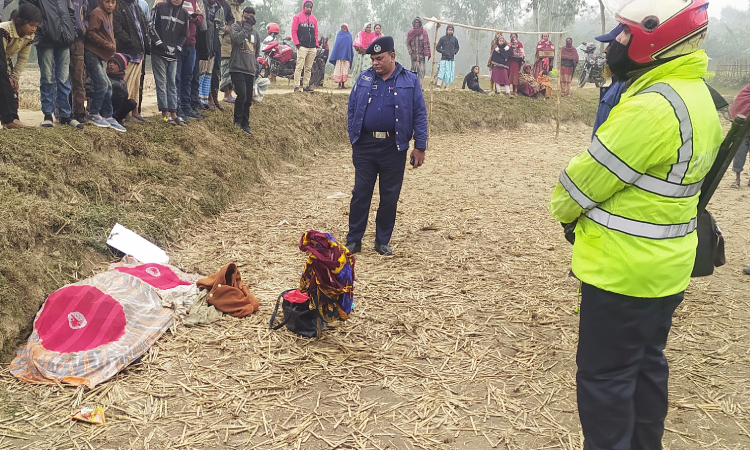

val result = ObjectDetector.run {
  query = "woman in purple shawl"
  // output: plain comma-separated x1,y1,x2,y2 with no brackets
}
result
329,23,354,88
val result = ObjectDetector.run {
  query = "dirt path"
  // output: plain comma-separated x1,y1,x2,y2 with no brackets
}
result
2,126,749,449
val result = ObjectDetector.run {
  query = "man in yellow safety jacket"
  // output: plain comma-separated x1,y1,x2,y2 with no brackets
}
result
550,1,722,449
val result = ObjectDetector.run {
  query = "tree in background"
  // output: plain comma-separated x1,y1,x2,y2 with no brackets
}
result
250,0,288,33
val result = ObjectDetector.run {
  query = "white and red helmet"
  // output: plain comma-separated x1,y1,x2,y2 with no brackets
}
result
604,0,709,64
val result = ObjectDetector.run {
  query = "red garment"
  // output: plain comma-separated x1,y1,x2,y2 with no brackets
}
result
35,285,127,353
115,264,192,290
730,83,750,120
182,0,204,47
196,264,259,317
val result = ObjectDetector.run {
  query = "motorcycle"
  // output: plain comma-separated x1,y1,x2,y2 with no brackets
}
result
578,43,606,89
257,36,297,80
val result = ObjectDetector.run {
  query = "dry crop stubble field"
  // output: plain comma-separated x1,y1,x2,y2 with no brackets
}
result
1,123,749,449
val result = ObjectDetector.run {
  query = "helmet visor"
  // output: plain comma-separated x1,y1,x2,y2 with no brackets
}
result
604,0,694,32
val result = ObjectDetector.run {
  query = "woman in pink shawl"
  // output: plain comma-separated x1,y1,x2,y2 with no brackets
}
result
352,23,376,74
532,33,555,79
508,33,524,95
560,37,580,96
407,17,431,81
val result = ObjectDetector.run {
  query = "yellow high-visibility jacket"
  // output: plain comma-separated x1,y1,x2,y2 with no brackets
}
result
551,50,723,298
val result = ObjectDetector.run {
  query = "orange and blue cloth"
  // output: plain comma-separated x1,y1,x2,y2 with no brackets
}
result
298,230,355,322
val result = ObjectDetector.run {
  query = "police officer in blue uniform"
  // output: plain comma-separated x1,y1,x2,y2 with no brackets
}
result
345,36,429,256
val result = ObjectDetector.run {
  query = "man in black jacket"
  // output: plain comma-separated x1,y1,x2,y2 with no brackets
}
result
20,0,81,128
435,25,459,89
113,0,149,121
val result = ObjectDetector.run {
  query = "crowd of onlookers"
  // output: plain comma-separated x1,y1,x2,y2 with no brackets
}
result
0,0,265,133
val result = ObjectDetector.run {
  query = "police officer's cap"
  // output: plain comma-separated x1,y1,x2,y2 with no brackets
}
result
366,36,395,55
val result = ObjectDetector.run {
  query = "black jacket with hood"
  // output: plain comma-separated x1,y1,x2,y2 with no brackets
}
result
436,27,459,61
149,0,189,60
20,0,77,47
113,0,150,56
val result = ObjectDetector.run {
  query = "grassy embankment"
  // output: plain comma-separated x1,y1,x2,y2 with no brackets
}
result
0,88,599,360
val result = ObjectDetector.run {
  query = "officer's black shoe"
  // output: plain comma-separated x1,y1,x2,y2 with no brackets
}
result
374,243,393,256
303,86,314,92
345,241,361,254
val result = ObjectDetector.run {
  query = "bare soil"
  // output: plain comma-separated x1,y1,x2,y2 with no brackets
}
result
1,125,748,450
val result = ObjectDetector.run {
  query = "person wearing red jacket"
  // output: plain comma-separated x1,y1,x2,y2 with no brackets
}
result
291,0,318,92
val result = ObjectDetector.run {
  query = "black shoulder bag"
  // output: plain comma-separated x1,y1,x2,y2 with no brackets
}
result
692,113,750,277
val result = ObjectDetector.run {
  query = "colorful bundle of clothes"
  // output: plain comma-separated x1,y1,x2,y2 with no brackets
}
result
298,230,355,322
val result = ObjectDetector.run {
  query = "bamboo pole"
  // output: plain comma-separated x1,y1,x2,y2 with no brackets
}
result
556,33,562,140
422,17,564,36
428,22,440,140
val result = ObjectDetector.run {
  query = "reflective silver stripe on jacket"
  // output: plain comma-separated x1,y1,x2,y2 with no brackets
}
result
588,137,703,198
585,208,697,239
559,170,598,211
639,83,694,184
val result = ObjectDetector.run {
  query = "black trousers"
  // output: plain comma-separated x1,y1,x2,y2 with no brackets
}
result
0,42,19,124
138,56,146,114
230,72,254,127
113,98,137,123
210,50,221,99
577,283,684,450
347,135,407,245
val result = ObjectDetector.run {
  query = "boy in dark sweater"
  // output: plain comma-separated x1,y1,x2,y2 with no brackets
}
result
85,0,126,131
150,0,189,125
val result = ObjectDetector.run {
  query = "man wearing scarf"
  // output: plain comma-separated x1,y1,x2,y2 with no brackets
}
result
406,17,430,81
435,24,458,89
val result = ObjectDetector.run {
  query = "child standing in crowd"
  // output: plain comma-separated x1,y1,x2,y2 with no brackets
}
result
85,0,126,131
1,4,41,109
228,6,258,134
150,0,189,125
20,0,82,128
489,35,512,96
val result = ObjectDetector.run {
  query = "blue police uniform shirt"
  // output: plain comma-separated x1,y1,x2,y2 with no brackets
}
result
361,73,397,133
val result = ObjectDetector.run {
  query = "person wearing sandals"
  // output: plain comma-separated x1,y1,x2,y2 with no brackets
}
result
730,82,750,189
149,0,189,126
84,0,127,132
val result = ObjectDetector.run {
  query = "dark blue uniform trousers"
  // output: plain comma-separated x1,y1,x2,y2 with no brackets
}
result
577,283,684,450
347,136,407,245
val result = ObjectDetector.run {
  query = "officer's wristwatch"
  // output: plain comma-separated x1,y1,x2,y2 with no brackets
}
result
416,148,426,152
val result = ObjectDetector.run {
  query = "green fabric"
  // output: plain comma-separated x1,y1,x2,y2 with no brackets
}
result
551,51,723,298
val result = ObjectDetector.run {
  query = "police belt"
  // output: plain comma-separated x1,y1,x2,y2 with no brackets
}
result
371,132,391,139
